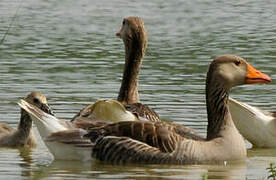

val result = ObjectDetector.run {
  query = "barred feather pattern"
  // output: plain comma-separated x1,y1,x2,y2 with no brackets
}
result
205,62,230,140
91,135,201,164
92,136,173,164
125,103,160,122
171,123,205,140
87,121,205,154
206,82,229,140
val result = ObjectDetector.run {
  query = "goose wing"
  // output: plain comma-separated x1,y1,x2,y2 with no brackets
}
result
169,123,205,140
92,135,176,164
86,121,202,153
125,103,160,122
74,121,108,130
71,104,96,122
46,129,93,147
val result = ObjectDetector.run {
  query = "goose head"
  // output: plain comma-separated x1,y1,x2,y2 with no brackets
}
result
116,16,147,54
24,91,54,116
207,55,271,91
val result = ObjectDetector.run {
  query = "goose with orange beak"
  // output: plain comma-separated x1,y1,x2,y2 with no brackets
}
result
83,55,271,164
229,63,273,148
228,61,274,148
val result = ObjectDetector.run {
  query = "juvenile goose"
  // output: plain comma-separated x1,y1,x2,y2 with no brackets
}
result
18,99,93,161
0,92,53,148
72,17,160,123
229,97,276,148
84,55,271,164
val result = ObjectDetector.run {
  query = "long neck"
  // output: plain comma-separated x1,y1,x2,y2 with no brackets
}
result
117,37,145,105
206,75,231,140
16,109,33,141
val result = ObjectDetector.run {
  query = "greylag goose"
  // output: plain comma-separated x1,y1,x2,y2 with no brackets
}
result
72,17,160,123
229,97,276,148
0,91,53,148
83,55,271,164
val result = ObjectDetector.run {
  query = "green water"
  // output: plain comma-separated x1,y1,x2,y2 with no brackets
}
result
0,0,276,179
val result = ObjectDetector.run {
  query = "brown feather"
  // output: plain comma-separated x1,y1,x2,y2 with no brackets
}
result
86,121,202,153
45,129,92,147
125,103,160,122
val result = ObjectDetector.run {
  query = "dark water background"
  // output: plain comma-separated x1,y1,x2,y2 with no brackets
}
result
0,0,276,179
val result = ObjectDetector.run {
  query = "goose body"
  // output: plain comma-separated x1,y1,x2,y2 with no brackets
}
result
85,55,271,164
72,17,160,123
229,97,276,148
0,92,52,148
18,99,92,161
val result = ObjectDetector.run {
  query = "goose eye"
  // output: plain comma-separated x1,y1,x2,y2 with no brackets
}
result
122,19,126,25
234,60,241,66
33,98,39,104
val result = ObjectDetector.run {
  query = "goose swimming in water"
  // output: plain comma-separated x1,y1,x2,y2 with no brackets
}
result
72,17,160,123
18,98,94,161
83,55,271,164
0,92,53,148
229,97,276,148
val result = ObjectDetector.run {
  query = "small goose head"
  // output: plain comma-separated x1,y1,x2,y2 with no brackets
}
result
24,91,54,115
116,16,147,50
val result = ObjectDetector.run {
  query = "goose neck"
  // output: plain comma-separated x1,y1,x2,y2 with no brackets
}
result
206,77,232,140
117,38,146,105
17,109,32,139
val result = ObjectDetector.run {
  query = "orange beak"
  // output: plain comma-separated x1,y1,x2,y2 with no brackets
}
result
246,63,271,84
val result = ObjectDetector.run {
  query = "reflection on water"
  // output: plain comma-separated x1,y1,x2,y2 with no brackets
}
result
15,156,248,180
0,0,276,179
